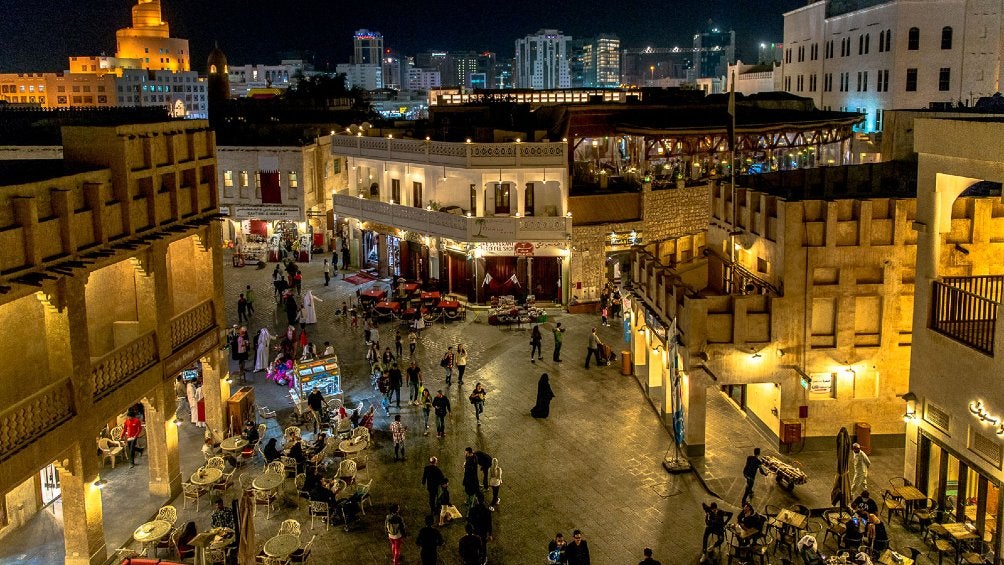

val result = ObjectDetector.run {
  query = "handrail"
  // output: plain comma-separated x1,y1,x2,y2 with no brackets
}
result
0,379,75,463
91,331,159,400
931,280,999,356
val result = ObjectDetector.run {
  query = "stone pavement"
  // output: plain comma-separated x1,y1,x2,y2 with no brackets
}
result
0,252,933,565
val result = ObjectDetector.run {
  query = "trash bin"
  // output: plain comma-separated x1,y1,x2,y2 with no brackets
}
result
621,351,632,375
854,422,872,455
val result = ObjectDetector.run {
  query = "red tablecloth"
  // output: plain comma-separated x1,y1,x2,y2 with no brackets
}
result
438,300,461,309
375,301,400,311
420,292,441,300
402,283,420,293
361,290,386,299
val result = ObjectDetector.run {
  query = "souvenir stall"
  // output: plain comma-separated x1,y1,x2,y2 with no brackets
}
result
293,354,341,397
487,295,547,326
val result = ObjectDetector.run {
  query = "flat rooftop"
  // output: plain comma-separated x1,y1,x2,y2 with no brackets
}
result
0,159,101,187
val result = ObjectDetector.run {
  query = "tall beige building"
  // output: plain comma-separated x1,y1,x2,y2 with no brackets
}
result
0,120,225,565
115,0,191,72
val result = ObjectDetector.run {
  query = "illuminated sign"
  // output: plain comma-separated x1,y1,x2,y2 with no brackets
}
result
969,400,1004,435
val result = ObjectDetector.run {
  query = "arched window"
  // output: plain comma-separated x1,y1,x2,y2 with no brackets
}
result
210,64,217,74
908,27,920,50
885,29,892,51
942,26,953,49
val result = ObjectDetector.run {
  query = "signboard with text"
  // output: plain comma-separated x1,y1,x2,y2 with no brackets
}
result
232,205,302,220
164,328,220,378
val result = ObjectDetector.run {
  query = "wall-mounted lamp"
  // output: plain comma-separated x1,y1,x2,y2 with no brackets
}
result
902,391,918,423
777,349,786,358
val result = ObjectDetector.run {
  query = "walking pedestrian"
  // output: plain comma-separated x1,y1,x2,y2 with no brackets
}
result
530,324,543,362
388,363,403,408
237,293,248,323
331,250,338,271
272,264,283,300
384,503,406,564
341,242,350,273
741,447,767,505
601,306,608,326
421,457,446,515
437,479,453,526
390,414,407,461
584,327,603,368
407,361,422,405
552,322,565,362
394,330,403,359
462,449,483,510
473,449,492,489
458,525,485,565
416,515,444,565
293,269,302,295
456,344,468,385
408,329,418,356
548,533,567,564
851,442,871,493
235,327,250,381
323,259,330,286
420,388,433,434
254,327,272,372
468,500,493,557
123,408,143,467
639,547,662,565
441,346,455,386
469,383,486,424
369,324,381,351
487,458,502,510
530,373,555,418
432,390,450,437
565,530,591,565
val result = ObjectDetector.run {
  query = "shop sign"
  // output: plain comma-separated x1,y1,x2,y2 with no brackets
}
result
232,205,302,220
644,308,667,340
809,373,833,394
969,400,1004,435
164,328,220,378
514,242,534,256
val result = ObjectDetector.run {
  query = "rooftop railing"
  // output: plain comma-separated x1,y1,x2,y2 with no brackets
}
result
931,275,1004,356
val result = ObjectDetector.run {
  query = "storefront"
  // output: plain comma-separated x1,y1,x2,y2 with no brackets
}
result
440,241,568,304
915,428,1003,555
220,204,313,263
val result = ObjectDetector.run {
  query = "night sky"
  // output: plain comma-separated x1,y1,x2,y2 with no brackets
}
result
0,0,802,72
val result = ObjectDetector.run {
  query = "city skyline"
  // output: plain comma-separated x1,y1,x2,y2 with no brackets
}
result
0,0,798,72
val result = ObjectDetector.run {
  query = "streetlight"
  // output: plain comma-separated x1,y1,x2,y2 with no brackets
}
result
650,65,655,83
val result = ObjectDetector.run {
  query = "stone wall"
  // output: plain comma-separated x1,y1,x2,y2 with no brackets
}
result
643,183,712,241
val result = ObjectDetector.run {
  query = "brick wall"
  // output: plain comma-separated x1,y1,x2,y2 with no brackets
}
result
643,183,711,240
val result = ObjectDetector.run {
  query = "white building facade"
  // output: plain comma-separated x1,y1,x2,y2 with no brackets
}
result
782,0,1004,132
515,29,572,89
727,60,782,95
227,60,304,97
407,68,442,90
336,63,383,91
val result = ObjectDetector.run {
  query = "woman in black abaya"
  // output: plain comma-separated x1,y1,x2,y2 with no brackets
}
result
530,373,555,418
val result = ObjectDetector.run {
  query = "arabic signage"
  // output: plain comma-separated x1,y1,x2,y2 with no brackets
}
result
164,328,220,378
969,400,1004,436
514,242,534,256
476,241,566,257
231,205,302,220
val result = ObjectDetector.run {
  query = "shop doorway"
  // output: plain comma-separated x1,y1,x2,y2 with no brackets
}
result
39,464,60,507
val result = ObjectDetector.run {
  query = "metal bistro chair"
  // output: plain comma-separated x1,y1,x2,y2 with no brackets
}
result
289,534,315,564
252,486,277,519
182,481,209,512
882,490,906,523
206,456,226,471
156,505,178,525
308,501,329,531
278,518,302,539
821,507,851,548
265,460,285,476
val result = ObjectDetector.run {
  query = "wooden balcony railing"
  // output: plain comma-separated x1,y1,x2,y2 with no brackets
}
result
170,299,215,351
91,332,159,400
0,379,75,463
931,277,1003,356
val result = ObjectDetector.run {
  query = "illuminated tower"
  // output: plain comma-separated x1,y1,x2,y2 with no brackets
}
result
115,0,191,71
207,43,231,108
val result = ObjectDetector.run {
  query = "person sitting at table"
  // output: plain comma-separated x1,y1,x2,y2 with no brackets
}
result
866,513,889,552
701,501,733,554
796,534,825,565
841,510,867,549
210,497,236,531
359,405,376,432
176,521,198,561
852,490,879,515
736,503,765,546
308,477,339,507
306,432,327,458
263,438,281,463
242,420,259,445
286,439,306,470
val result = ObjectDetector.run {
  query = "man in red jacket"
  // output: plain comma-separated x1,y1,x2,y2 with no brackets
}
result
123,408,143,468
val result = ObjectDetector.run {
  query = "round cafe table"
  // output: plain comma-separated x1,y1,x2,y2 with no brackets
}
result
263,534,300,557
209,528,235,550
252,472,284,491
190,467,223,486
338,438,368,456
133,519,172,555
220,437,248,452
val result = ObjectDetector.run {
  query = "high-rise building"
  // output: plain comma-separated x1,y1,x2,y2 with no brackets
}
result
114,0,190,71
335,63,383,90
493,59,514,89
353,29,384,65
783,0,1004,132
382,49,404,90
514,29,572,89
693,24,735,79
582,34,621,88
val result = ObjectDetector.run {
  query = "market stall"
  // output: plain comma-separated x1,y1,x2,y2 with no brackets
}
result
292,354,341,397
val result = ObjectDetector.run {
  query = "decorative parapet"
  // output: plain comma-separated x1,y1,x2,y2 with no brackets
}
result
330,135,566,168
0,379,75,463
334,194,572,242
91,331,159,400
170,299,215,351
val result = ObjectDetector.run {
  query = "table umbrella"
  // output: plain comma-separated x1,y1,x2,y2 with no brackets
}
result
832,427,852,509
237,489,257,565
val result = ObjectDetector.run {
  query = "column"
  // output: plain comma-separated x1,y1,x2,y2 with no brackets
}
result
684,377,707,457
377,234,389,277
59,443,107,565
201,349,230,436
143,384,182,498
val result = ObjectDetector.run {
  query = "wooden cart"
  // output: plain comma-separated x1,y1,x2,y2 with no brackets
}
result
760,454,809,492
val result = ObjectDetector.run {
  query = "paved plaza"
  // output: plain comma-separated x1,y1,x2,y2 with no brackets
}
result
1,253,934,564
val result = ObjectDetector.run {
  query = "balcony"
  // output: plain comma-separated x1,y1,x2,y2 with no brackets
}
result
333,194,572,242
931,275,1004,356
331,135,567,168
